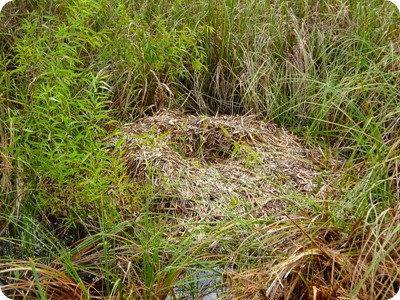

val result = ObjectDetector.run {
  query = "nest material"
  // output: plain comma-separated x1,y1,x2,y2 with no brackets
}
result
111,109,343,220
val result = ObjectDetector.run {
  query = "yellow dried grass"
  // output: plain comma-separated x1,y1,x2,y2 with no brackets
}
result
111,109,343,221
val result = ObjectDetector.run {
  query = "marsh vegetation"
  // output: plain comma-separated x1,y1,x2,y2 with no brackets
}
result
0,0,399,299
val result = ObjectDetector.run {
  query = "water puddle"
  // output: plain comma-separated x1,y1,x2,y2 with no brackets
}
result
166,267,225,300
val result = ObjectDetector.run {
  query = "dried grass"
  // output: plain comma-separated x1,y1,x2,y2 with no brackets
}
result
226,203,400,299
0,260,86,299
111,109,343,220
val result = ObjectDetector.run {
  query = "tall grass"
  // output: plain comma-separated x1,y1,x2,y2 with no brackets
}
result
0,0,399,298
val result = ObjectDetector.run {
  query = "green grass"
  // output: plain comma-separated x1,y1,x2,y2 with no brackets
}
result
0,0,400,299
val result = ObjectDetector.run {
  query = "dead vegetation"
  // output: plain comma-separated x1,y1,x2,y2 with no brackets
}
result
111,109,344,220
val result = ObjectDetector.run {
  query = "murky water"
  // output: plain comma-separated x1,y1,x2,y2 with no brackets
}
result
166,267,225,300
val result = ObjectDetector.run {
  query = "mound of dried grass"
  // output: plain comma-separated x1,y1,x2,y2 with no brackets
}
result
111,109,343,220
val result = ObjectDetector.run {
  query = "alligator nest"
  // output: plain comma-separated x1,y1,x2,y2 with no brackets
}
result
110,109,343,220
